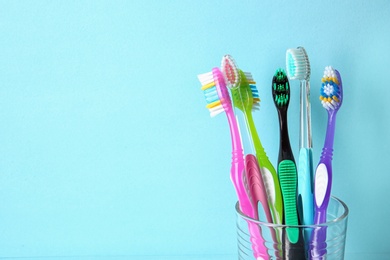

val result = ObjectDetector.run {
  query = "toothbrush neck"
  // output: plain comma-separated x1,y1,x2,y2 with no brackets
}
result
226,108,252,215
244,110,266,157
278,109,294,162
299,80,312,149
233,107,254,155
322,111,337,155
226,108,244,155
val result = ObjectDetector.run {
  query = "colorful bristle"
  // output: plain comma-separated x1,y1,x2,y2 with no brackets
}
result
198,68,232,117
245,71,261,110
272,68,290,107
320,66,342,111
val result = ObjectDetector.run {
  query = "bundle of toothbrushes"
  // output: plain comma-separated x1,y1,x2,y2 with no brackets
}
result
197,49,343,260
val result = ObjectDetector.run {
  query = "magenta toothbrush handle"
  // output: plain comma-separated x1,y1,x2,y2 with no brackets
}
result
244,154,273,259
245,154,273,223
226,110,252,215
224,93,267,259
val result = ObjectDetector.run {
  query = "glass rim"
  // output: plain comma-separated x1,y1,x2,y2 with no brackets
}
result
235,196,349,228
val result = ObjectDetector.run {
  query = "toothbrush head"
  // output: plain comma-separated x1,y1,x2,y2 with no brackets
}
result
220,54,260,112
198,67,232,117
286,46,311,81
320,66,343,111
272,68,290,108
221,54,240,89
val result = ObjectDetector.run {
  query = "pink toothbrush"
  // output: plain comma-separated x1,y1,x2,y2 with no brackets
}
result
198,67,268,259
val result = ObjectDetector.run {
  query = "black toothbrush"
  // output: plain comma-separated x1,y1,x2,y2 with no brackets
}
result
272,68,306,259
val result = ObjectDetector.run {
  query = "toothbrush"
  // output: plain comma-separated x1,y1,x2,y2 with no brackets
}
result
310,66,343,259
272,68,306,259
221,55,283,258
286,47,314,229
221,55,284,228
198,67,268,259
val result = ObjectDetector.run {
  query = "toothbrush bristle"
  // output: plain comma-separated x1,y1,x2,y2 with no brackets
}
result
272,68,290,107
198,68,232,117
286,47,311,80
221,54,240,89
242,71,261,110
320,66,342,111
245,72,255,83
250,84,261,110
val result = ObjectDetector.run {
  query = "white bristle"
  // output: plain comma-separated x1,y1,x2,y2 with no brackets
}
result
197,71,214,86
286,47,311,80
322,98,340,110
323,83,334,96
322,100,334,110
252,103,260,111
209,106,224,117
323,66,336,78
244,72,253,81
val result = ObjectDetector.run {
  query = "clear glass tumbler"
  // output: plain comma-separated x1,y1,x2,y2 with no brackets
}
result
236,196,348,260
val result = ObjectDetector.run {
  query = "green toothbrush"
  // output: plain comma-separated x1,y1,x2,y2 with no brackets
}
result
221,55,283,227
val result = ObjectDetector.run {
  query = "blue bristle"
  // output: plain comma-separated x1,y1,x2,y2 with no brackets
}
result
203,86,216,94
287,53,296,76
321,81,340,98
250,85,259,98
203,86,220,104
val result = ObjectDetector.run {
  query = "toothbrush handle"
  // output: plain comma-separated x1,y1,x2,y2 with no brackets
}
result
226,110,252,215
232,151,267,260
278,160,307,259
298,148,314,256
227,110,268,259
245,111,283,257
276,110,306,258
314,149,333,216
277,110,300,231
278,160,299,241
297,148,314,225
298,80,314,227
314,110,337,217
310,148,333,259
300,80,312,149
245,154,273,223
246,112,284,225
244,154,271,259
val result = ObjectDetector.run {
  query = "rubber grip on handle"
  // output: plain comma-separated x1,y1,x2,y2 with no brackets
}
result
245,154,273,222
278,159,299,243
278,159,307,259
244,154,270,259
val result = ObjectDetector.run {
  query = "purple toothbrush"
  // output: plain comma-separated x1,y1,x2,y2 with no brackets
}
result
310,66,343,259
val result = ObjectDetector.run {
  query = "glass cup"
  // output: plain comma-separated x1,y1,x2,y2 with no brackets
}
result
235,196,348,260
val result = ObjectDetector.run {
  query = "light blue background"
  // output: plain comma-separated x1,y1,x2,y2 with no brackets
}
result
0,0,389,259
